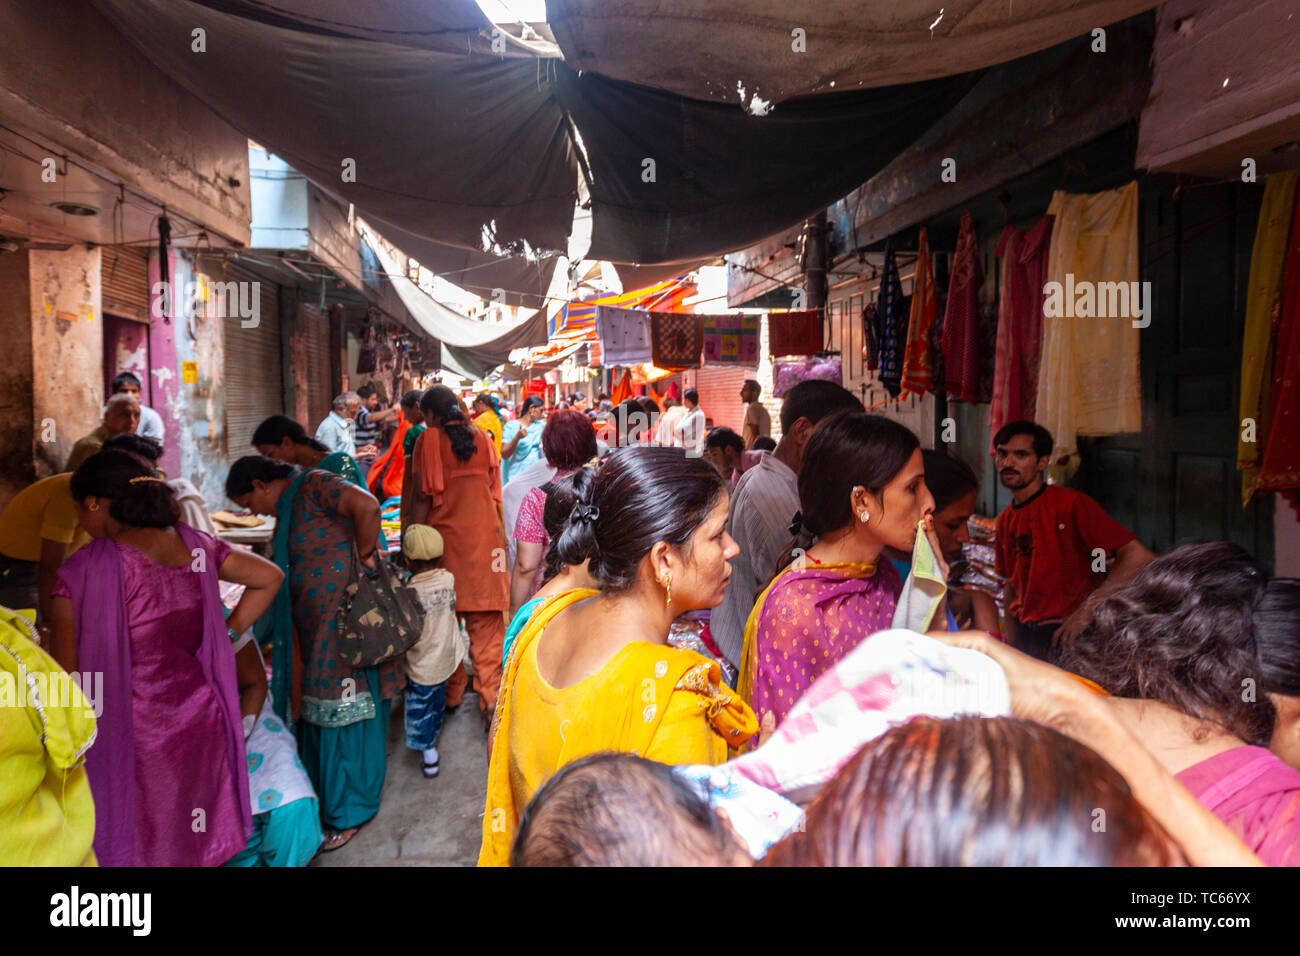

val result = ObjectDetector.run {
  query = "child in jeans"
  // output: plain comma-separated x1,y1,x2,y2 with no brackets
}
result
402,524,467,778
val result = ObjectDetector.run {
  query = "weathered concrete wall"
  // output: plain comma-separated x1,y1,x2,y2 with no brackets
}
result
166,253,229,511
31,247,102,477
0,0,251,245
0,253,35,509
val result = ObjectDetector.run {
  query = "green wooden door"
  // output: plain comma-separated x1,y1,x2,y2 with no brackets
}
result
1075,177,1274,570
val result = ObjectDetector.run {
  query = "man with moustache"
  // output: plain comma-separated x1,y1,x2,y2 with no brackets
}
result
992,420,1154,662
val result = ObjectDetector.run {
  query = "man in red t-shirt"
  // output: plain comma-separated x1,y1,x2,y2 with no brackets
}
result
992,421,1154,661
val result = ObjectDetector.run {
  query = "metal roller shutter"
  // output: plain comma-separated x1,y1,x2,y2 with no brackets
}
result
299,303,334,433
215,261,282,456
690,367,751,433
101,246,150,322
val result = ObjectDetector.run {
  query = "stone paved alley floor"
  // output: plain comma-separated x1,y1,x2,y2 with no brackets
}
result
311,692,489,867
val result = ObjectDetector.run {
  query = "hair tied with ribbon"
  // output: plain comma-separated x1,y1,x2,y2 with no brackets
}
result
571,503,600,524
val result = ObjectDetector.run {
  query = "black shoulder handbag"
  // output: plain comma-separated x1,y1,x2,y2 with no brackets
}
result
335,548,425,668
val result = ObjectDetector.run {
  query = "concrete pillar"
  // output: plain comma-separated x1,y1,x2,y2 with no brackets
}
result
30,247,102,477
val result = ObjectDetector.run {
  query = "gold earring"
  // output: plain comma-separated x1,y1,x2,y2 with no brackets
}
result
663,573,672,608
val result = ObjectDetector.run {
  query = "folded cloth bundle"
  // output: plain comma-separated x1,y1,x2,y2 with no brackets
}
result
727,629,1010,804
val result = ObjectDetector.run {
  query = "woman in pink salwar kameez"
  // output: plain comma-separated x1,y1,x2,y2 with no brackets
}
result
1062,543,1300,866
51,450,282,866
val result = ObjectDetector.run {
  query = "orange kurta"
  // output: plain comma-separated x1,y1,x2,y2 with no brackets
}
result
411,425,508,612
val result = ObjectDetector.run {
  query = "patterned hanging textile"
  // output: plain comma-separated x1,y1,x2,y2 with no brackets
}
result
901,228,938,396
941,211,984,404
876,240,905,398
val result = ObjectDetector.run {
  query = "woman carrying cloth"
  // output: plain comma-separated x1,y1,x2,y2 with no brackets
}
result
226,455,400,854
253,414,366,487
479,446,758,866
51,450,283,866
740,412,938,729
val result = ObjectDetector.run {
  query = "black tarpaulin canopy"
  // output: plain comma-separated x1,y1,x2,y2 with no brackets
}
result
547,0,1164,104
92,0,978,269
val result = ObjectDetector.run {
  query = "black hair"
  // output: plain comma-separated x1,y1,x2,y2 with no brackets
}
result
475,392,504,420
779,379,862,433
743,379,761,395
103,433,163,463
684,388,699,406
540,468,594,581
251,415,329,453
400,389,423,408
611,399,651,447
781,412,919,571
110,371,142,392
70,450,179,529
356,384,376,399
1059,541,1275,746
226,454,296,500
555,445,726,593
992,420,1054,460
705,426,744,455
923,449,979,513
420,384,477,461
762,716,1179,867
1254,578,1300,699
511,752,746,867
753,436,777,452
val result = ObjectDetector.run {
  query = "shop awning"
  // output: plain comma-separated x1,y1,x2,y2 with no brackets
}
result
361,229,547,379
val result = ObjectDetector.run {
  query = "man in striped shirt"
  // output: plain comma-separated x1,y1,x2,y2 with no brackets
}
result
353,384,400,479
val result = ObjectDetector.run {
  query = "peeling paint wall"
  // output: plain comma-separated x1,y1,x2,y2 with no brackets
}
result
31,248,102,477
0,253,35,510
164,253,230,512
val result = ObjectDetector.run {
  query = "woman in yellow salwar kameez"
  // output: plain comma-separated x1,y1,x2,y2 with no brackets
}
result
480,447,757,866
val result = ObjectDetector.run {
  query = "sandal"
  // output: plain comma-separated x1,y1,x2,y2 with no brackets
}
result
320,827,359,853
422,754,440,778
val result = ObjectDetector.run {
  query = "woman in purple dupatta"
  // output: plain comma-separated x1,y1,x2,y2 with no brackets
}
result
739,413,938,727
50,450,283,866
1061,546,1300,867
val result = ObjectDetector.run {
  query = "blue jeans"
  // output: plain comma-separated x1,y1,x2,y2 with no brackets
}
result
404,679,447,751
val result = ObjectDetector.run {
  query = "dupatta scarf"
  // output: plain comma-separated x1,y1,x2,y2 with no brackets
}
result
59,525,251,867
479,588,755,866
738,561,902,729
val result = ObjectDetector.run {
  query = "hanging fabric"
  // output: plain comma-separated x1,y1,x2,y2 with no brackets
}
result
1256,187,1300,516
768,309,823,357
650,312,703,369
989,215,1053,447
1034,181,1142,469
876,242,905,397
701,313,760,365
941,211,984,404
901,228,937,396
594,305,653,366
609,368,634,405
1239,170,1300,504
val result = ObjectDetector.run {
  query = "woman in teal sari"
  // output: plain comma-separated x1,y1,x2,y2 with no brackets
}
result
253,415,366,487
226,455,400,853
